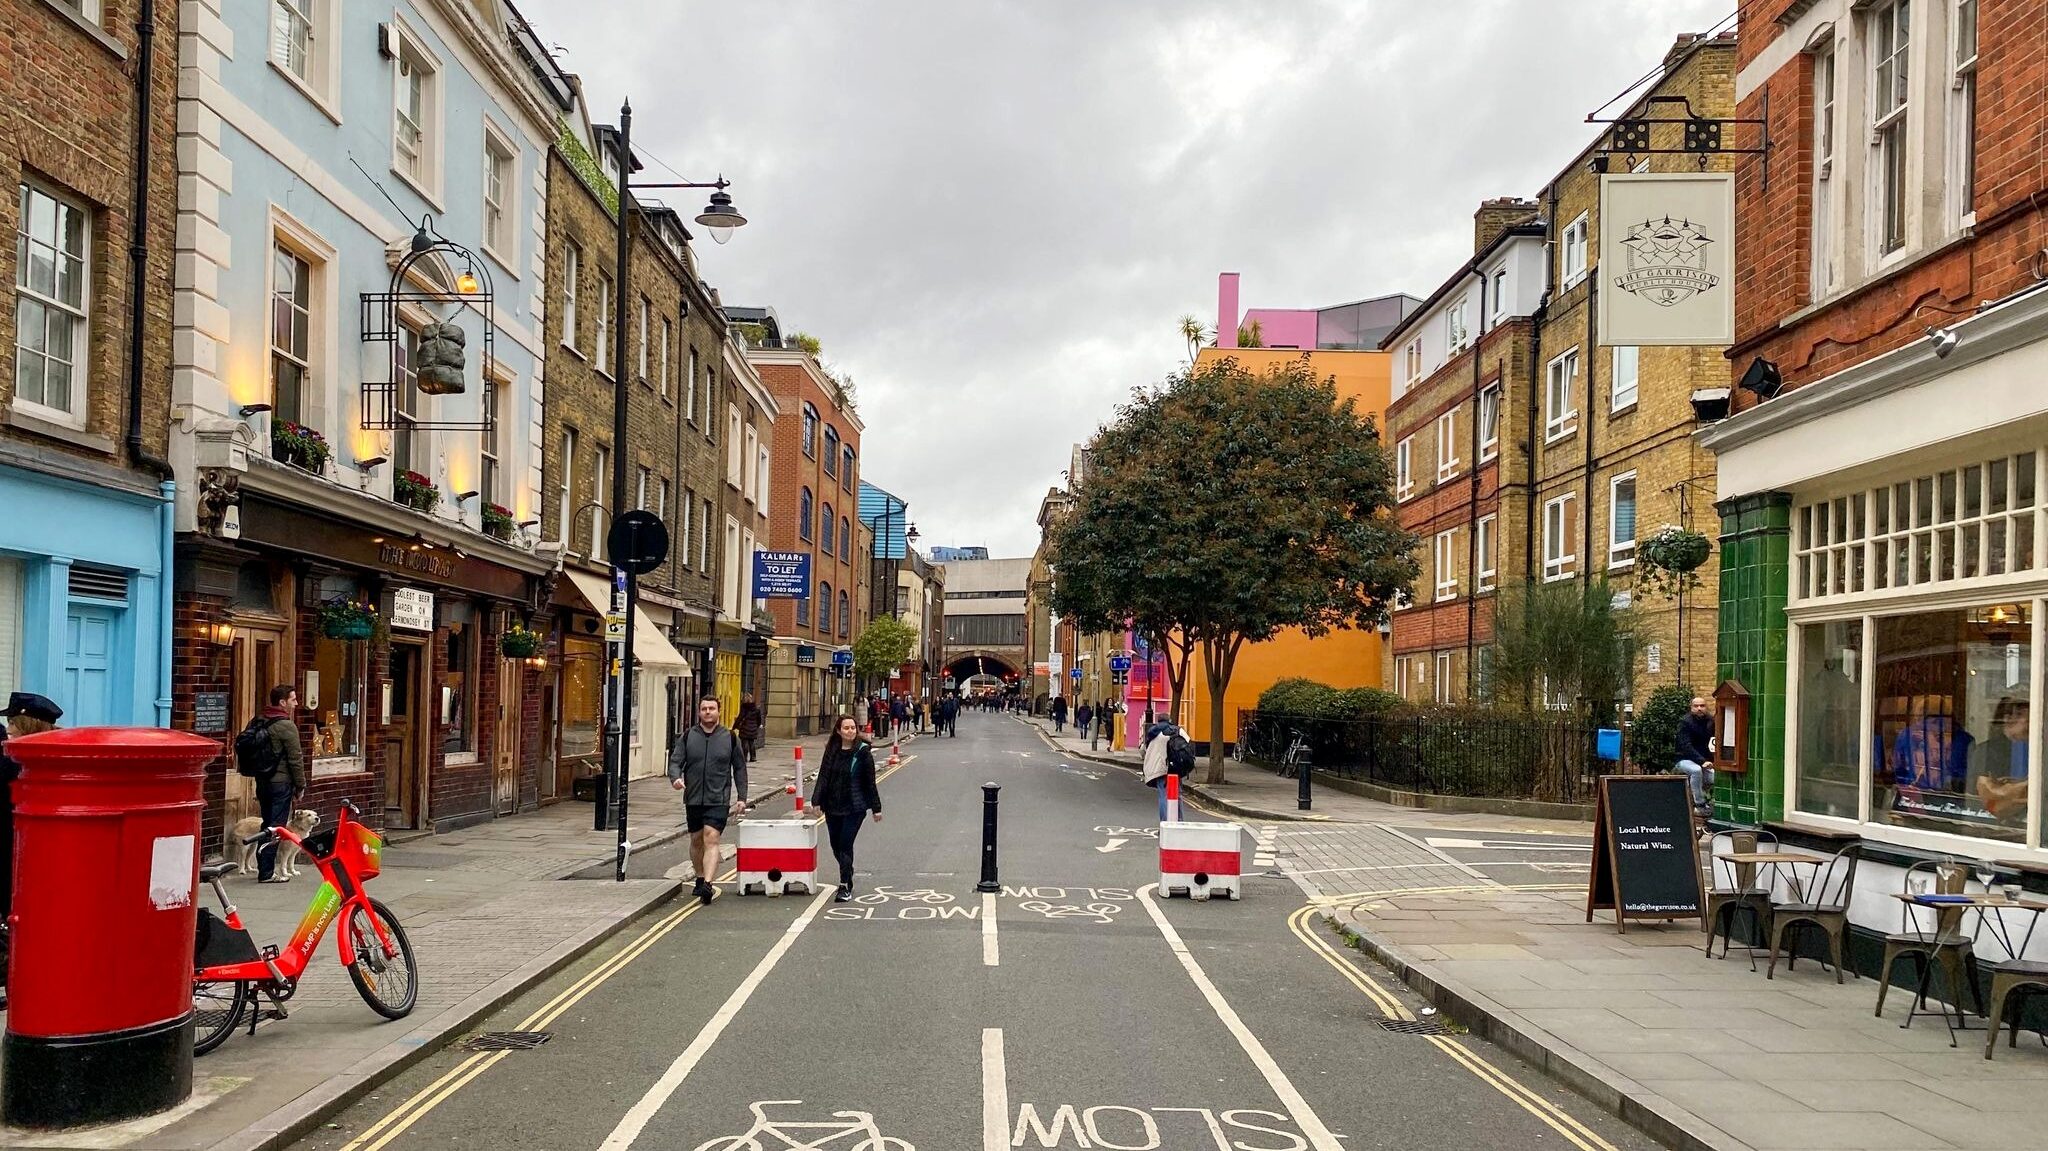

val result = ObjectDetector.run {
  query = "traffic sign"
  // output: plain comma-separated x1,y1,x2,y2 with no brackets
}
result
1070,667,1082,681
831,650,854,667
606,510,669,575
604,613,627,641
1108,655,1133,672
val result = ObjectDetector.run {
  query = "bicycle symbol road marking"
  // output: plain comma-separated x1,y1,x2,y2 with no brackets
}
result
1016,900,1122,924
850,886,956,906
691,1100,914,1151
1091,826,1160,839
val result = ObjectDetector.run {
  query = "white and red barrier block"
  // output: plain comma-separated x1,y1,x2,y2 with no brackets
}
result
1159,819,1247,901
737,817,817,896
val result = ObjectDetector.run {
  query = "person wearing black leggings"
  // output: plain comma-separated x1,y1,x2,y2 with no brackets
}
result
809,715,882,902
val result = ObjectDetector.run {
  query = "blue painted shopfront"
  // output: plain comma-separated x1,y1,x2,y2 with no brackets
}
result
0,463,173,727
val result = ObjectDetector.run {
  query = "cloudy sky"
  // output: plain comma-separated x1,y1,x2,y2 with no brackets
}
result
517,0,1728,557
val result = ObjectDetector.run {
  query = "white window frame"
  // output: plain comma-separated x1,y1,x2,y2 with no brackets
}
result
388,20,443,205
59,0,104,23
1562,213,1589,286
269,0,339,115
558,427,576,547
479,373,501,505
704,367,717,439
1608,471,1638,570
14,181,92,428
636,465,649,511
1434,529,1458,602
1478,384,1501,463
1949,0,1978,229
637,296,650,382
1545,348,1579,442
683,488,696,561
1869,0,1912,260
1488,268,1507,327
592,445,609,561
743,424,760,501
1476,514,1497,592
561,243,579,354
1812,41,1838,295
1395,437,1414,501
266,211,336,435
1436,410,1459,482
700,497,713,573
1446,298,1470,355
659,317,671,399
657,477,669,519
727,405,744,488
1435,651,1454,704
481,123,518,270
1395,654,1411,698
594,274,612,377
1610,345,1639,413
686,348,699,423
1405,339,1422,384
1544,493,1577,582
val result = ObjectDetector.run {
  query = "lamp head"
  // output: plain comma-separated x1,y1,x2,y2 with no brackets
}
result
695,189,746,245
456,269,481,295
239,402,274,419
1927,326,1959,359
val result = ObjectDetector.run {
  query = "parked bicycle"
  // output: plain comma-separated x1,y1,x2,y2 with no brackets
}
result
192,799,417,1054
1275,729,1313,780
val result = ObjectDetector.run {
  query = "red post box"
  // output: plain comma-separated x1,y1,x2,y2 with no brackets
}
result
3,727,218,1129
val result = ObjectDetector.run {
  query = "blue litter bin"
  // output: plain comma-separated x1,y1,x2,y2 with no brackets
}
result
1595,727,1623,762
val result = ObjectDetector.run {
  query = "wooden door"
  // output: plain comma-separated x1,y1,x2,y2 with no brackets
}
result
495,656,521,814
226,628,286,831
383,641,425,829
541,680,561,801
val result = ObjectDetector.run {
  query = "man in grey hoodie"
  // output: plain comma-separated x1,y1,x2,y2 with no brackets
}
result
668,696,751,902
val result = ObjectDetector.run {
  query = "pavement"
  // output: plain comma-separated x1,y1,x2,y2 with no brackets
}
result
261,706,1655,1151
0,735,822,1151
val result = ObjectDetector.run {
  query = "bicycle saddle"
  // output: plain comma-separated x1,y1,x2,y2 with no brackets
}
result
199,861,240,882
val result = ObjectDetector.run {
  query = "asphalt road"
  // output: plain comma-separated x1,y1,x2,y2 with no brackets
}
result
293,712,1661,1151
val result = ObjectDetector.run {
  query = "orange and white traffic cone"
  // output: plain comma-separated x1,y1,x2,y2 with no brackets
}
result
792,746,805,813
888,740,901,768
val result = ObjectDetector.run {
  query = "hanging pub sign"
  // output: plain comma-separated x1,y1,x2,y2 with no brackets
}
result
1596,173,1735,347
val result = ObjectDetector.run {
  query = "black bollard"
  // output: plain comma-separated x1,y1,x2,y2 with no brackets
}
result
976,782,1002,892
1298,755,1312,811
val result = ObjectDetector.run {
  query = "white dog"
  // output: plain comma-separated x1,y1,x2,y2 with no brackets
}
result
233,809,320,879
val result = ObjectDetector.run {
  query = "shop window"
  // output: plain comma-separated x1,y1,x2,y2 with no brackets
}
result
1872,604,2030,844
309,631,363,760
561,633,603,759
1798,452,2038,601
442,611,476,754
1795,620,1863,821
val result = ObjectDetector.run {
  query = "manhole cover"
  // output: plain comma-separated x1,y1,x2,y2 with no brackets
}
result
1376,1017,1451,1036
462,1031,552,1051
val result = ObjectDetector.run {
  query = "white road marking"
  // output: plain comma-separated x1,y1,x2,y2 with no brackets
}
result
982,1028,1008,1151
595,887,833,1150
1135,885,1343,1150
1383,825,1491,881
1096,838,1129,853
1424,836,1590,852
982,893,999,966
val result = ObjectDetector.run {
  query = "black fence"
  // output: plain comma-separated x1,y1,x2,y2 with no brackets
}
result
1235,709,1638,806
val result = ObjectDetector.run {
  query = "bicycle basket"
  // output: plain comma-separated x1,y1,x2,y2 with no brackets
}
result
339,821,385,880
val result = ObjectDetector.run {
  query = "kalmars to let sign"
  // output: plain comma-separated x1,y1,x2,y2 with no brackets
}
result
1596,172,1735,347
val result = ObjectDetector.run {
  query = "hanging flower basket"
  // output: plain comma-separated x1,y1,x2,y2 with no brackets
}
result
482,502,516,541
317,598,380,642
500,624,544,659
1637,525,1713,597
394,470,439,512
272,420,330,474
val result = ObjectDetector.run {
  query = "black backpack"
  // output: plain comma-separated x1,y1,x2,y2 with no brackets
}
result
1166,730,1196,776
233,717,282,779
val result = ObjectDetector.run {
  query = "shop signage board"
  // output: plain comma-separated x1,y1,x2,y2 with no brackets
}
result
796,646,816,666
390,587,435,632
1596,173,1736,346
752,551,811,599
1585,774,1703,933
745,634,770,659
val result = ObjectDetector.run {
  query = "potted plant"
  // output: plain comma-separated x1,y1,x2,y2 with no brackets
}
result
394,470,439,512
482,502,515,541
317,597,380,642
272,420,330,473
500,623,544,659
1637,525,1714,597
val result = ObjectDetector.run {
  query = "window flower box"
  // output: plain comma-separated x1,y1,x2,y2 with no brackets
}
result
482,502,515,541
317,598,382,642
394,470,439,513
272,420,330,474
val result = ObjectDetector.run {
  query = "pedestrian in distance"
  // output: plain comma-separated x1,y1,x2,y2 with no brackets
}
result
1675,696,1716,819
0,691,62,997
810,715,882,902
1051,694,1068,733
1142,717,1196,822
232,684,305,883
891,694,909,733
735,692,764,764
1075,700,1094,741
668,696,751,903
941,692,959,736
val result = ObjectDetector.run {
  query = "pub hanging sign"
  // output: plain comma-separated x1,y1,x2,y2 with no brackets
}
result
1596,173,1735,348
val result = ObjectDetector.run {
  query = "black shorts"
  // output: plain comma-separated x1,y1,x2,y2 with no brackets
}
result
685,804,729,834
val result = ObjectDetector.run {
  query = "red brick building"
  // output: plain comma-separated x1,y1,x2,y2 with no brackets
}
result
1702,0,2048,864
734,314,866,737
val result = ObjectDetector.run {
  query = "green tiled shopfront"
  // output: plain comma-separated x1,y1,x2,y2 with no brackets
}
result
1714,492,1790,825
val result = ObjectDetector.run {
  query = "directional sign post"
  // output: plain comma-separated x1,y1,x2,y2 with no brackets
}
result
601,509,669,876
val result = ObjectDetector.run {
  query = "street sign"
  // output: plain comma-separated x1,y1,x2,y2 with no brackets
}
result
606,510,669,575
1108,655,1133,672
752,550,812,599
604,613,627,641
831,650,853,667
1070,667,1082,681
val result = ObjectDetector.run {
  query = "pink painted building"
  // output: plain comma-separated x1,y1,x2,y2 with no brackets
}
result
1215,272,1420,352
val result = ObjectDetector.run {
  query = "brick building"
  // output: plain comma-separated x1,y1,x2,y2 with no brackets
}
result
734,314,866,737
537,92,728,789
718,329,778,713
0,0,179,730
1700,0,2048,865
1381,34,1733,710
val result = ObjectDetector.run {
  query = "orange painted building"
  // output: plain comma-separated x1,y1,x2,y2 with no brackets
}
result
1180,277,1415,744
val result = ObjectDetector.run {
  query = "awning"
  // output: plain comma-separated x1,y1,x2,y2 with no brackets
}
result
562,569,691,671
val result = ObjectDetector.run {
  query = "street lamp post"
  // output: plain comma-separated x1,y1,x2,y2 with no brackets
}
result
600,99,747,836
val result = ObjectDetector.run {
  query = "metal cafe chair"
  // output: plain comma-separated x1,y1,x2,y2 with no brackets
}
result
1704,829,1777,969
1767,842,1863,983
1983,960,2048,1060
1876,859,1983,1046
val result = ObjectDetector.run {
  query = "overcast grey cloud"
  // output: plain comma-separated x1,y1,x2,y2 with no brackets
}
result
516,0,1728,556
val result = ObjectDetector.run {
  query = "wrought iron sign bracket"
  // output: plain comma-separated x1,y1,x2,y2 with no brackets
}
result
1588,93,1774,190
358,216,500,433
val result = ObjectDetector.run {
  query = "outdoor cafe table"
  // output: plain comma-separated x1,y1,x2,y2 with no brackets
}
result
1715,850,1832,903
1889,891,2048,963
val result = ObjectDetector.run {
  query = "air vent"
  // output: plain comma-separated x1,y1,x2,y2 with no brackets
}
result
68,567,129,603
1377,1017,1451,1036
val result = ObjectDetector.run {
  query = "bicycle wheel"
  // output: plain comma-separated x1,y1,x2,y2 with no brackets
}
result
193,979,249,1055
344,898,418,1019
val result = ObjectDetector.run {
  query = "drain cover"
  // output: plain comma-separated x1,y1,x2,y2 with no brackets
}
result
462,1030,552,1051
1376,1017,1451,1035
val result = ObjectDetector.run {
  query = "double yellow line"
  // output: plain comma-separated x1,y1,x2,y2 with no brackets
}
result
1285,905,1619,1151
341,752,919,1151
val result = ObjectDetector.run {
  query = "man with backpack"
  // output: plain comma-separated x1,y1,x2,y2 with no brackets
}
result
1142,717,1195,822
233,684,305,883
668,696,750,903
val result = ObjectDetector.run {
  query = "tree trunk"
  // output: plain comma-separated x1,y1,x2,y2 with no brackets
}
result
1202,635,1240,784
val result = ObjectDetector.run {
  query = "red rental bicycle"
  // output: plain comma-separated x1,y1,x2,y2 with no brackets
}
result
191,799,418,1054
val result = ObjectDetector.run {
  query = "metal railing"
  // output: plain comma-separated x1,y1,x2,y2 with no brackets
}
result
1236,709,1636,806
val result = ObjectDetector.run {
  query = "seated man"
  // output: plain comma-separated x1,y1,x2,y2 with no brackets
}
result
1675,696,1716,817
1977,697,2030,821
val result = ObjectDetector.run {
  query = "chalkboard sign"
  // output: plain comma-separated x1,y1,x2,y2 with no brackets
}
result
193,692,230,735
1585,774,1703,932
